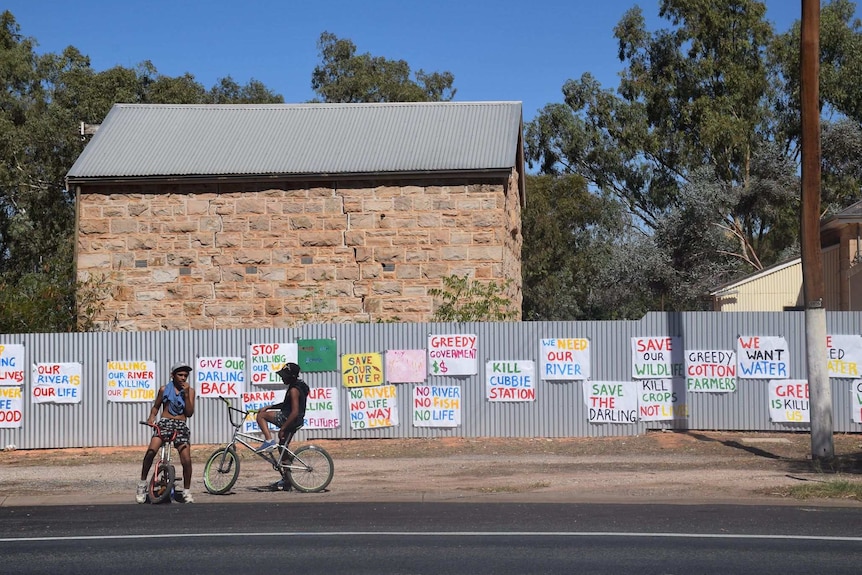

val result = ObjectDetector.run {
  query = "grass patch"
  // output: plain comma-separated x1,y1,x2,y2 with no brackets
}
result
478,485,523,493
774,479,862,501
477,481,550,494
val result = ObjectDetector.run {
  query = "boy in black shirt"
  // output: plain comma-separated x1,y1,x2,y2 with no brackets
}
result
255,362,309,452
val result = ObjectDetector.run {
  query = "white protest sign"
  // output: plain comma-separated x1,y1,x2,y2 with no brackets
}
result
304,387,340,429
428,334,477,376
196,356,244,398
631,337,683,379
638,378,687,421
852,380,862,424
539,338,589,380
685,350,737,392
768,380,809,423
249,342,298,386
413,385,461,427
106,360,157,402
826,334,862,378
32,362,82,404
582,381,638,424
737,336,789,379
486,360,536,401
0,386,23,428
242,390,284,433
0,344,25,385
348,385,399,429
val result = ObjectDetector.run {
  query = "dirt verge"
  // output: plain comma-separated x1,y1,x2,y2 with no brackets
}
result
2,431,861,506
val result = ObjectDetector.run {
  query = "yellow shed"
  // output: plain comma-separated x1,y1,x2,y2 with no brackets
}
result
710,199,862,311
710,258,804,311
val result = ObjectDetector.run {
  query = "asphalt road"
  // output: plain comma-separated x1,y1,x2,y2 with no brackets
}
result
1,502,860,574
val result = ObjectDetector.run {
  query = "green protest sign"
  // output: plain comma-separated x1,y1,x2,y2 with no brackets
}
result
297,339,337,372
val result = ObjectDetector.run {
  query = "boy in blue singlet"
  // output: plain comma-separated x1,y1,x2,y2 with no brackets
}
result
136,362,196,503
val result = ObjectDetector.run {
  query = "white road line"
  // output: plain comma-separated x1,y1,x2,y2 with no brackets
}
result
2,532,862,543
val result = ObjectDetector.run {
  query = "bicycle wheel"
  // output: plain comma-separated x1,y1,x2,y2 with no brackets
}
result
148,462,175,504
203,447,240,495
287,445,334,493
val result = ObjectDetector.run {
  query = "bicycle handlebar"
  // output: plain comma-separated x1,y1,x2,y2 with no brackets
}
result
217,395,260,413
218,396,253,428
140,419,179,441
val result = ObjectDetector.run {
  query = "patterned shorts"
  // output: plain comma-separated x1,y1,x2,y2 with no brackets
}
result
153,418,191,448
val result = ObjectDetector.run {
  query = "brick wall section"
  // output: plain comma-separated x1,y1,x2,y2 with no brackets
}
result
76,174,523,330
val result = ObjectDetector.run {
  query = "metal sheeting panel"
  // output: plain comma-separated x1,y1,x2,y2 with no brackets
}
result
1,311,861,450
66,102,523,179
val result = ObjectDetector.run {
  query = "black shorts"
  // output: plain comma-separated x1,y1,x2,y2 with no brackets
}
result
273,412,302,432
153,418,191,448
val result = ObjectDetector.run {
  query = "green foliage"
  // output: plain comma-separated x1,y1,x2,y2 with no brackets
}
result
0,10,285,332
428,275,517,322
527,0,779,226
770,0,862,135
0,249,75,333
284,286,331,328
523,0,834,317
356,316,404,324
311,32,456,103
1,11,460,331
203,75,283,104
1,14,76,285
591,234,677,318
522,174,632,319
75,273,112,332
821,119,862,212
0,236,109,333
775,478,862,501
284,285,403,325
5,4,862,328
769,0,862,214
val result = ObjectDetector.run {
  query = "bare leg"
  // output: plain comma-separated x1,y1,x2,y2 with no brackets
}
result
140,435,162,481
177,443,192,489
256,409,278,441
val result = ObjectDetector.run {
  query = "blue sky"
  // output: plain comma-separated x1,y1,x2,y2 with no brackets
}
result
4,1,849,123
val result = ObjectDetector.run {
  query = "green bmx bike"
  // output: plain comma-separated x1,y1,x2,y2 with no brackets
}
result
203,396,334,495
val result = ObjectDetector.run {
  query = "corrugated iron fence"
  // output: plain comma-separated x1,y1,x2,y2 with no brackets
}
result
1,311,861,449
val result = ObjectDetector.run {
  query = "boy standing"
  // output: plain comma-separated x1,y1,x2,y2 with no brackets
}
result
136,362,196,503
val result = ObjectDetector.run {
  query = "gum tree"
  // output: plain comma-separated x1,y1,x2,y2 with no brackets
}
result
0,10,284,331
524,0,802,315
311,32,456,103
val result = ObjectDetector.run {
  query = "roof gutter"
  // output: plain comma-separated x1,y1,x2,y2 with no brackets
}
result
66,168,514,187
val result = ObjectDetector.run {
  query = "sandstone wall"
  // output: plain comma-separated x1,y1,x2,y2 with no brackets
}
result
76,175,523,330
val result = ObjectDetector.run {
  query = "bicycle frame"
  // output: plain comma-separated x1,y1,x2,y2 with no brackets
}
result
217,398,300,471
140,420,178,503
204,396,334,495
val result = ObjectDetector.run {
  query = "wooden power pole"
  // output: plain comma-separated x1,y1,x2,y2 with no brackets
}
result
800,0,833,460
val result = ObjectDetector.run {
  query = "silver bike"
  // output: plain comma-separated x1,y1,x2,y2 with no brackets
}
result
203,396,334,495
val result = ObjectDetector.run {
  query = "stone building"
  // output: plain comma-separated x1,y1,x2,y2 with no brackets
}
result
67,102,525,330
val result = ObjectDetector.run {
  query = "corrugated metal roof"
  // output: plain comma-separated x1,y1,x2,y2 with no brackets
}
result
67,102,523,179
822,198,862,232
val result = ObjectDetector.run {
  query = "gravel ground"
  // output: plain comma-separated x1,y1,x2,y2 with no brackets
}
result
2,430,861,506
